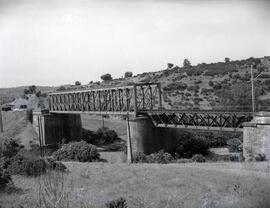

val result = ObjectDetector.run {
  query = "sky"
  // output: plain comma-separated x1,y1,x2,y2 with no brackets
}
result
0,0,270,87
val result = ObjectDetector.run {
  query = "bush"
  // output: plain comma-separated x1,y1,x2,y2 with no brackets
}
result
106,197,127,208
187,85,199,92
124,71,133,78
175,158,192,163
213,83,222,90
255,153,266,161
45,158,67,172
0,167,12,190
175,134,209,158
192,154,206,162
1,139,20,158
75,81,81,86
101,74,113,81
229,153,243,162
56,86,66,91
133,150,174,164
52,141,100,162
96,127,118,144
82,128,99,145
163,82,187,91
133,152,148,163
147,150,174,164
6,153,47,176
227,138,242,152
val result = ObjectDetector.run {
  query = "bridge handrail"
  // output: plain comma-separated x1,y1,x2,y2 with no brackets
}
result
49,82,159,95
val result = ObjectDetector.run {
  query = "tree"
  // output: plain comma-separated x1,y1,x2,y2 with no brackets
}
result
24,85,36,95
183,59,191,68
35,91,41,97
56,86,66,91
124,71,133,78
24,88,30,95
225,57,230,63
75,81,81,86
29,85,37,94
100,74,112,81
167,63,174,69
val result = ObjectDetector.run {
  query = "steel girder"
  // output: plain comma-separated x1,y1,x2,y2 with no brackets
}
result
147,111,253,131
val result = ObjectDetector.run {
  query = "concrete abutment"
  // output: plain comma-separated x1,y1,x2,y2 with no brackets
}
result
243,112,270,161
33,110,82,146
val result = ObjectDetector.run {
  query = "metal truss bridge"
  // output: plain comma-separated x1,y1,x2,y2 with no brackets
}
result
48,83,253,131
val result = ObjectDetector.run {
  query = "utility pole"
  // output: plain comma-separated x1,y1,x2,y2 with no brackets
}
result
250,64,255,117
0,107,3,133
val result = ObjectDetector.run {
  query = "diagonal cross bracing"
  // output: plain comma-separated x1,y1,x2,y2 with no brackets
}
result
146,110,253,132
48,83,162,115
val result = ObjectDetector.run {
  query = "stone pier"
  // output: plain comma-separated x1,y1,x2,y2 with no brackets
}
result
33,110,82,146
243,112,270,161
128,116,184,156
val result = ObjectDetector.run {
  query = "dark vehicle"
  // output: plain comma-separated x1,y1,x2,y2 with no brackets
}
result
20,105,27,109
1,105,13,111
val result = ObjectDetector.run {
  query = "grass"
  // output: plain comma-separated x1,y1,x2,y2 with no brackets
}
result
0,162,270,208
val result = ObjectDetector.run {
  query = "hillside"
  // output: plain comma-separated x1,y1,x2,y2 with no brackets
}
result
0,86,56,105
54,56,270,111
1,56,270,111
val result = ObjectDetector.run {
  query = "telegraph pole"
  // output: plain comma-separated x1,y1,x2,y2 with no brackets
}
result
250,64,255,117
0,107,3,133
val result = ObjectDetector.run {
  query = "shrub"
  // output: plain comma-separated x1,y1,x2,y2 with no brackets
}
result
75,81,81,86
133,150,173,164
192,154,206,162
96,127,118,144
163,82,187,91
0,167,12,190
52,141,100,162
1,139,20,158
187,85,199,92
175,158,192,163
227,138,242,152
147,150,174,164
175,134,209,158
133,152,148,163
255,153,266,161
56,86,66,91
6,153,46,176
45,158,67,172
183,58,191,68
124,71,133,78
229,153,243,162
82,128,99,145
213,83,222,90
106,197,127,208
101,74,113,81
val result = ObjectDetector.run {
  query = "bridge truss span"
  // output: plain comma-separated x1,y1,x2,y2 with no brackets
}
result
48,83,162,115
147,111,253,131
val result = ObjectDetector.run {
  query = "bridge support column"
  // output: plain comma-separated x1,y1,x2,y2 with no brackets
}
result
243,112,270,161
128,116,162,156
33,110,82,146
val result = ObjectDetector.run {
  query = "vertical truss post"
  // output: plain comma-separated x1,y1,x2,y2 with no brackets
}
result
133,85,138,116
157,83,162,109
98,91,101,111
149,85,153,109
